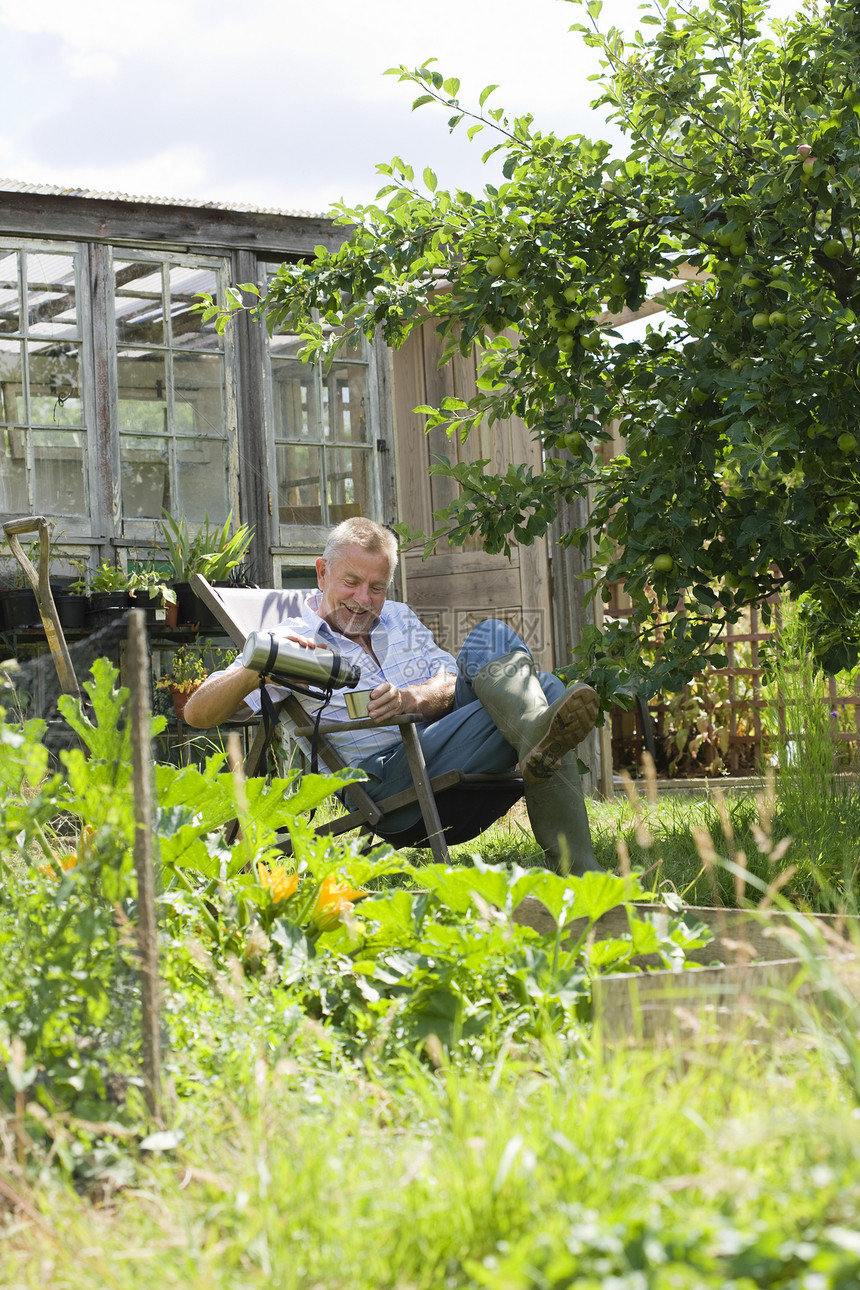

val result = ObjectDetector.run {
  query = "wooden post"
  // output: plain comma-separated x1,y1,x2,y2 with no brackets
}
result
128,610,163,1122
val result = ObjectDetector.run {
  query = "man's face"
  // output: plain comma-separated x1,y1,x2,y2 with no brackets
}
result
316,544,391,637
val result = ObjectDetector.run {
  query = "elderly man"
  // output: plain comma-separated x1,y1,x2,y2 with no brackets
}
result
185,517,601,874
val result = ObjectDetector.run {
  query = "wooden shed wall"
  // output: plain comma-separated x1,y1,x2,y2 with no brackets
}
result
391,324,554,672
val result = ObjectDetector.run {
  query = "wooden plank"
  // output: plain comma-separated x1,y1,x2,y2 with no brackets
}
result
391,332,433,537
86,241,119,551
514,897,859,1042
374,331,400,531
421,326,459,516
128,610,164,1121
516,539,553,672
514,898,859,967
592,957,810,1043
404,549,520,578
0,190,346,256
406,566,522,608
233,248,273,582
399,722,450,864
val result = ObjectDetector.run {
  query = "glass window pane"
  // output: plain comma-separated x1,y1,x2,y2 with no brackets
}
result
326,445,374,522
325,364,368,443
121,435,170,518
269,331,304,360
26,252,78,340
272,358,321,441
174,352,224,436
176,438,228,521
32,428,87,518
28,343,83,426
115,260,165,346
169,265,220,349
276,443,322,525
321,327,364,361
0,251,20,336
117,350,168,432
0,425,28,512
0,340,23,424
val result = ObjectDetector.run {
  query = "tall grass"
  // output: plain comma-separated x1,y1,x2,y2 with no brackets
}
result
760,599,860,901
3,1037,860,1288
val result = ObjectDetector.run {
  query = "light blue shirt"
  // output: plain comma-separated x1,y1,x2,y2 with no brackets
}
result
227,591,458,762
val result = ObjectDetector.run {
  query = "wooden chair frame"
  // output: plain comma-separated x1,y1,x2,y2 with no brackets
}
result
189,574,522,864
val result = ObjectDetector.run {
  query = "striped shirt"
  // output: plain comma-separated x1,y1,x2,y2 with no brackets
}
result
226,591,459,763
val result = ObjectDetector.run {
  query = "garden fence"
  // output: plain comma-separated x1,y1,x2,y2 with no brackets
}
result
609,603,860,778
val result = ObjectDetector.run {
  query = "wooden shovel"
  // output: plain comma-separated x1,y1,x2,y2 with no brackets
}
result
2,516,81,697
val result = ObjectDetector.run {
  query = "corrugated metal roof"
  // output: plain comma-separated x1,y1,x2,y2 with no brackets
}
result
0,177,327,220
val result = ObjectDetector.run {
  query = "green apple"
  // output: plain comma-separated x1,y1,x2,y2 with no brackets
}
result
578,330,600,350
504,262,522,280
769,310,787,326
498,245,514,264
557,332,576,354
563,286,580,304
822,238,844,258
838,432,857,453
652,554,675,574
752,312,771,328
691,386,710,404
801,157,817,181
486,255,505,276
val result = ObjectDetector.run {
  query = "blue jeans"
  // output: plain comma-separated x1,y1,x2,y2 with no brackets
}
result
355,619,565,832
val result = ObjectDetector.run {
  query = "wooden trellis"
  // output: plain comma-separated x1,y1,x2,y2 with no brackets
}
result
610,604,860,777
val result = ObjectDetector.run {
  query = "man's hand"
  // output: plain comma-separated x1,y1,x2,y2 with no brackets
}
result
366,680,403,722
366,673,456,724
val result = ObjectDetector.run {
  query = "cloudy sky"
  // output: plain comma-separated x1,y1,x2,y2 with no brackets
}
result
0,0,804,215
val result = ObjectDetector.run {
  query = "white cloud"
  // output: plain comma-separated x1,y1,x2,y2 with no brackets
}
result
0,0,809,211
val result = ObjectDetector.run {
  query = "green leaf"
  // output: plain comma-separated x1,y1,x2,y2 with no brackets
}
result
423,167,438,192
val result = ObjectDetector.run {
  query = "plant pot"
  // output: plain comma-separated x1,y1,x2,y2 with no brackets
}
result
174,581,220,630
131,598,169,628
54,593,87,631
169,682,201,720
2,588,41,630
85,590,132,628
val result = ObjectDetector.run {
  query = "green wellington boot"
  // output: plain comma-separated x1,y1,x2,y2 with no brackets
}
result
523,755,602,874
473,651,600,783
473,650,602,873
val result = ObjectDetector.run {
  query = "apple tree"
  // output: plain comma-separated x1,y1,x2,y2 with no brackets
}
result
254,0,860,698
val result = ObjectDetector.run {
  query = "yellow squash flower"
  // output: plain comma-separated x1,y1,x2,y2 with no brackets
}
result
256,862,299,904
38,853,78,880
311,874,368,932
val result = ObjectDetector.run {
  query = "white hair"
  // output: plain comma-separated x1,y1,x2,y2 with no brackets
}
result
322,517,398,582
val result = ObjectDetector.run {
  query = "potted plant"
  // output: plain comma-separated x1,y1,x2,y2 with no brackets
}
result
0,538,44,630
127,567,178,626
76,560,133,627
159,511,254,627
155,644,210,719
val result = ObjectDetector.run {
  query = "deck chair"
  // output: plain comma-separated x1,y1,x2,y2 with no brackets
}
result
189,574,523,864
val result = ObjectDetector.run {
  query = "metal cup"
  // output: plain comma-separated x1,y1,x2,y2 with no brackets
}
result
344,688,373,719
